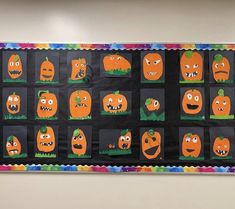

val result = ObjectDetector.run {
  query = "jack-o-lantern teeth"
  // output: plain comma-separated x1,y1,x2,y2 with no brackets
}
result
6,92,21,114
37,126,56,152
71,128,87,155
103,54,131,72
213,136,230,157
8,54,23,79
6,135,22,156
118,130,132,150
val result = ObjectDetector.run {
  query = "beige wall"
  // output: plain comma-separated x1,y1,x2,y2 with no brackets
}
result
0,1,235,209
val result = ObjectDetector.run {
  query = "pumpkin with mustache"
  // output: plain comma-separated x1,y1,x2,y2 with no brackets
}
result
6,92,20,114
118,129,132,150
71,128,87,156
6,135,22,157
8,54,23,79
71,58,87,80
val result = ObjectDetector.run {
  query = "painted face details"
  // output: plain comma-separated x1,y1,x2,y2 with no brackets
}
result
182,133,202,158
6,92,20,114
40,57,55,81
6,135,22,156
71,58,87,80
8,54,23,79
118,129,132,150
212,54,230,82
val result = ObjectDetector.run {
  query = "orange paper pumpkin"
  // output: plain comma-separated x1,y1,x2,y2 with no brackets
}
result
118,130,132,150
40,57,55,81
182,133,201,158
36,90,58,118
103,54,131,72
6,92,21,114
71,128,87,156
213,136,230,157
212,89,231,116
6,135,22,156
182,89,203,115
7,54,23,79
71,58,87,80
103,91,128,113
37,126,56,153
180,51,203,81
69,90,91,118
212,54,230,82
141,129,161,159
145,98,160,112
143,53,163,81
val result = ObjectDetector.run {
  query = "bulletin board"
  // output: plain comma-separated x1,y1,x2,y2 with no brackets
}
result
1,42,235,174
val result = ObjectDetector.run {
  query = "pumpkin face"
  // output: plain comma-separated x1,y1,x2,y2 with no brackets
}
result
145,98,160,112
118,130,132,150
180,51,203,81
8,54,23,79
182,89,202,114
6,92,20,114
103,54,131,72
103,91,128,113
71,128,87,156
212,54,230,82
182,133,201,157
37,90,58,118
71,58,87,80
69,90,91,118
212,89,231,116
141,129,161,159
6,135,22,156
143,53,163,80
37,126,56,152
40,57,55,81
213,136,230,157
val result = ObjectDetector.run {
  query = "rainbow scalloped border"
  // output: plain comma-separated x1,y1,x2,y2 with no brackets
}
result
0,42,235,174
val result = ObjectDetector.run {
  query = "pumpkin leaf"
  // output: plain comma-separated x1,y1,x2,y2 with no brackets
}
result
113,90,120,95
218,89,224,97
214,54,223,63
73,129,80,137
7,135,14,142
148,129,155,136
121,129,129,136
14,54,20,62
185,51,193,59
145,98,151,106
38,90,49,98
40,126,47,134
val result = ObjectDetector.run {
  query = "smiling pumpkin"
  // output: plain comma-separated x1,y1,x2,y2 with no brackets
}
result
40,57,55,81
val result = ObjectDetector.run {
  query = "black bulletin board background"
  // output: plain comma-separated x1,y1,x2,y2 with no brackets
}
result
0,49,234,167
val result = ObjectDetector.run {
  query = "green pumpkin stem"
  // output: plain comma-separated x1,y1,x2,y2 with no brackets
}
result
14,54,20,62
40,126,48,134
7,135,14,142
218,89,224,97
148,129,155,136
121,129,129,136
214,54,223,63
186,133,192,137
219,136,224,140
45,57,49,61
73,129,80,137
145,98,151,106
38,90,49,98
185,51,193,59
113,90,120,95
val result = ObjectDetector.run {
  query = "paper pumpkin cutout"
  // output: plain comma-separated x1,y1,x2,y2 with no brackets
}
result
213,136,230,157
140,89,165,121
39,57,55,82
6,136,22,157
35,126,57,158
99,129,132,156
36,90,58,120
71,58,87,81
71,128,87,156
69,89,92,120
6,92,21,115
210,88,234,119
8,54,23,79
212,54,230,82
141,129,161,160
180,51,203,83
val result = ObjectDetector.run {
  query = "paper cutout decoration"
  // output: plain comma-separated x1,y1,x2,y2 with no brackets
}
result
210,87,234,119
35,125,57,158
99,129,132,156
179,127,204,160
179,51,204,83
100,90,131,115
140,128,164,160
69,89,92,120
180,87,205,120
3,126,27,158
35,88,58,120
140,88,165,121
141,51,165,83
210,127,233,160
100,53,132,77
2,87,27,120
67,51,92,84
2,51,27,83
35,51,59,84
209,51,233,83
68,126,92,158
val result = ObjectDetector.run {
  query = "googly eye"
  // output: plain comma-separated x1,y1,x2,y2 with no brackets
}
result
13,142,17,146
46,134,50,139
15,62,20,66
8,96,13,101
73,136,78,141
216,100,220,105
154,60,160,65
144,138,148,143
117,56,121,60
193,64,198,69
223,101,226,105
40,134,44,139
145,58,150,65
10,62,14,67
186,137,191,142
221,63,225,67
108,98,113,103
6,142,11,147
187,93,192,100
81,64,85,67
125,136,131,141
110,56,114,60
14,97,19,102
75,63,79,67
41,99,46,104
83,96,87,100
215,63,219,68
192,137,198,143
78,135,83,140
154,100,159,107
118,98,122,103
120,136,125,142
48,99,53,105
194,96,199,102
185,65,190,69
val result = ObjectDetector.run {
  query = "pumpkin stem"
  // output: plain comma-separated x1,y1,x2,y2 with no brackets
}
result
214,54,223,63
12,92,16,95
148,129,155,136
113,90,120,95
219,136,224,140
73,128,80,137
121,129,129,136
38,90,49,98
145,98,152,106
185,51,193,59
218,89,224,97
14,54,20,62
186,133,192,137
40,126,48,134
45,57,49,61
7,135,14,142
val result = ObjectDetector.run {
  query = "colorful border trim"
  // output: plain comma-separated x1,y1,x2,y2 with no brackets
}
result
1,42,235,50
0,42,234,174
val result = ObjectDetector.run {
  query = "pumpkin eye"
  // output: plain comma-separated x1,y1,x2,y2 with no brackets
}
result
125,136,131,141
14,97,19,102
48,99,53,105
216,100,219,105
75,63,79,67
9,62,14,67
223,101,226,105
110,56,114,60
83,96,87,100
8,96,13,101
184,65,190,69
192,137,198,143
145,138,148,143
81,64,85,67
152,137,156,142
6,142,11,147
187,93,192,100
215,63,219,68
120,136,125,142
193,64,198,69
154,100,159,107
41,99,46,104
145,58,151,65
108,98,113,103
194,96,199,102
224,145,227,148
117,57,121,61
221,63,225,67
186,137,191,142
13,142,17,146
45,134,50,139
78,135,83,140
15,62,20,66
154,60,160,65
118,98,122,103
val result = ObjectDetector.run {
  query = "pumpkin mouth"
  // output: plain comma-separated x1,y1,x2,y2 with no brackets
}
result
121,143,129,149
216,149,228,156
214,70,228,74
8,104,19,112
9,70,22,75
185,71,198,78
217,107,224,111
75,69,85,78
42,74,53,78
186,148,195,153
40,142,53,147
73,144,83,149
8,149,19,155
144,145,159,155
147,72,157,76
186,104,199,110
40,106,52,111
75,103,87,107
106,103,122,111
